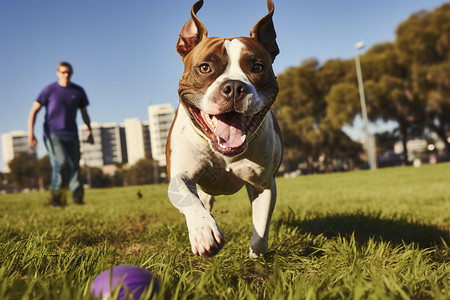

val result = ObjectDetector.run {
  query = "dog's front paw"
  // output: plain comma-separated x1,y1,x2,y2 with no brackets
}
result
184,206,225,256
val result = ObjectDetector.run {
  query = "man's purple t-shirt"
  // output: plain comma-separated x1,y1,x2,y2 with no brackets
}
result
36,82,89,137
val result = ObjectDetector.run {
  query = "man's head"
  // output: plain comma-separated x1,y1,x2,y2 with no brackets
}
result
57,61,73,87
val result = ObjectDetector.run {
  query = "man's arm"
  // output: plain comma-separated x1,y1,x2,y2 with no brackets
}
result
28,101,42,148
80,107,94,144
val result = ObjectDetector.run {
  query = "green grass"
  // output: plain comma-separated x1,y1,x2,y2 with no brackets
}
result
1,163,449,299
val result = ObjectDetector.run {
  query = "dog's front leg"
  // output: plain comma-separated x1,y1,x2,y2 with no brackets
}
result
168,173,225,256
246,179,277,258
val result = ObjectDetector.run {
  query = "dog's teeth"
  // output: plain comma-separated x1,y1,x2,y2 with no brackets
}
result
206,114,217,129
241,134,247,141
211,115,218,129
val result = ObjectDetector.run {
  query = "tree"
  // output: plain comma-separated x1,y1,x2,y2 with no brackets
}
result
37,155,51,190
352,42,427,164
275,59,325,169
366,75,425,164
395,3,450,157
421,60,450,154
317,59,355,92
124,157,158,186
81,166,112,188
325,82,360,129
8,152,38,190
275,58,361,171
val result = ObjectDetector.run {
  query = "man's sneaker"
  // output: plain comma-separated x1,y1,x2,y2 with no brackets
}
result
73,196,84,205
50,193,63,207
49,190,67,207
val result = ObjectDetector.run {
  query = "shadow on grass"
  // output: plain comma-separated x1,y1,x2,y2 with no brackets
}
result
276,211,450,248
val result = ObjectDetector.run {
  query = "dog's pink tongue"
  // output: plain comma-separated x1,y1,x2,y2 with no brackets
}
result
214,112,245,148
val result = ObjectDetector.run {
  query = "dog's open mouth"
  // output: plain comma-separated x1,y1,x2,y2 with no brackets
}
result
186,104,272,156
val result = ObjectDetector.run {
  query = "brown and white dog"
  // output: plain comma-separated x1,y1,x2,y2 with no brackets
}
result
166,0,282,258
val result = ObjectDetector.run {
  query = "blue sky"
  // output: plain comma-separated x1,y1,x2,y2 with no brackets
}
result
0,0,447,171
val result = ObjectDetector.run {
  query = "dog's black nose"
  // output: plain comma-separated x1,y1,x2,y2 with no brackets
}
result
220,80,247,102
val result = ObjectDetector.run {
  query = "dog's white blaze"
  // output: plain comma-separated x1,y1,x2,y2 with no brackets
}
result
201,39,258,114
223,39,249,83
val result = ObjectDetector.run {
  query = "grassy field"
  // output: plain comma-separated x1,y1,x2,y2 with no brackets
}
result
0,163,449,299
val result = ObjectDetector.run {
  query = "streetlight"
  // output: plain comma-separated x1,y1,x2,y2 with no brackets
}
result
354,41,377,170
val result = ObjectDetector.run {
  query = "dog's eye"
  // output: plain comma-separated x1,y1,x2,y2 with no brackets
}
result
199,64,212,74
252,63,264,73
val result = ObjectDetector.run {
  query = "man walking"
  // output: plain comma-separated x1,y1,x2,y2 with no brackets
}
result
28,62,94,205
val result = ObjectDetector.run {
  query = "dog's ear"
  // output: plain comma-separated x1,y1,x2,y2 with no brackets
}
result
176,0,208,59
250,0,279,62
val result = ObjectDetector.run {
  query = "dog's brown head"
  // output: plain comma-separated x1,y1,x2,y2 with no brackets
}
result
176,0,279,156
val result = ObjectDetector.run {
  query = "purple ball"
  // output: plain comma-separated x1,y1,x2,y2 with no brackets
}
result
92,265,159,300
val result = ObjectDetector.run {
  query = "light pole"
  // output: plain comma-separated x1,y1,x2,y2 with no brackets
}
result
354,41,377,170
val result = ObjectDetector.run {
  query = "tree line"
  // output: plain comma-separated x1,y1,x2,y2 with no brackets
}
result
274,3,450,172
2,152,162,191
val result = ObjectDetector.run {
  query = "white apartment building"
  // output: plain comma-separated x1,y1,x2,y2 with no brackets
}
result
79,122,127,169
0,103,176,173
148,103,175,166
1,131,37,173
79,118,153,170
80,122,102,168
123,118,151,166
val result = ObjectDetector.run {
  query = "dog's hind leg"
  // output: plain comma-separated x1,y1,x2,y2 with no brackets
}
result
198,188,215,212
246,179,277,258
